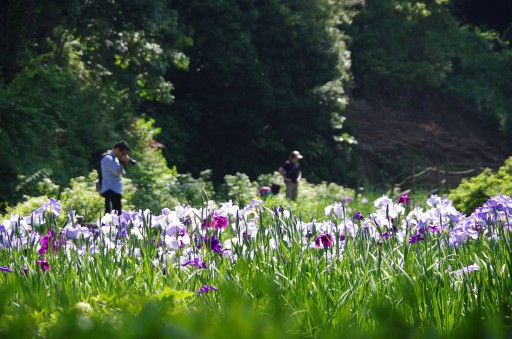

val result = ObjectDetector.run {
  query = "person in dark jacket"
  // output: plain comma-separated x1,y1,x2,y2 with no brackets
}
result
278,151,303,201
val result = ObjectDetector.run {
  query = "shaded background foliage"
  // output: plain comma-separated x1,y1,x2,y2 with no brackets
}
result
1,0,512,212
146,0,353,184
349,0,512,136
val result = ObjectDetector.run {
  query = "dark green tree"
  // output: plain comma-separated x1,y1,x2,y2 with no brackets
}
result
148,0,354,184
349,0,512,141
349,0,460,99
0,0,186,210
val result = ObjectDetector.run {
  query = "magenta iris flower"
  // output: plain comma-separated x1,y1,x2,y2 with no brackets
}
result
398,194,411,205
201,212,228,230
38,235,49,255
38,229,62,255
197,284,219,296
315,233,334,248
37,258,51,271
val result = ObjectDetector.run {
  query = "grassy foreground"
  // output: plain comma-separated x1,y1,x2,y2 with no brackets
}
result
1,193,512,338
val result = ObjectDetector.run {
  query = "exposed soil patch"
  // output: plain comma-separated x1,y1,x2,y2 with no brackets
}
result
345,94,511,184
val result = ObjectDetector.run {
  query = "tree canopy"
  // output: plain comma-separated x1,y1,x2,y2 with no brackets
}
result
1,0,512,210
146,0,354,184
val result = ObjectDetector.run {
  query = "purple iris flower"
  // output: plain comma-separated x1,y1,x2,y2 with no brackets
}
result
409,233,424,243
242,231,253,240
92,229,100,238
197,284,219,296
273,206,279,216
340,197,353,204
194,234,203,249
203,235,223,254
34,198,62,217
315,233,334,248
118,222,128,238
0,266,12,273
181,257,208,269
121,211,131,221
48,198,62,216
452,264,479,275
354,211,364,220
118,228,127,238
486,195,509,211
398,194,411,205
37,258,51,272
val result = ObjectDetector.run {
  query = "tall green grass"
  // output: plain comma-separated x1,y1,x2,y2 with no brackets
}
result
1,194,511,338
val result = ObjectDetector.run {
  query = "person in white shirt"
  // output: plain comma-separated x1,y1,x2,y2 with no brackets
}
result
100,140,132,214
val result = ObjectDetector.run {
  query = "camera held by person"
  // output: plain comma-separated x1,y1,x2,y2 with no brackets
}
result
121,157,137,166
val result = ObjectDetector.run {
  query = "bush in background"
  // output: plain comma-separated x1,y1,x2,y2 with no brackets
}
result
217,173,259,207
169,170,216,207
449,156,512,215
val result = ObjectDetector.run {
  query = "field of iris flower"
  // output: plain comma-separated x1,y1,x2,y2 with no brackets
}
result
1,192,512,338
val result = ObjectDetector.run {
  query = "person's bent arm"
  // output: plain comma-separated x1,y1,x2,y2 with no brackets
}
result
118,155,131,175
116,162,124,176
103,156,125,176
279,167,291,182
296,170,302,182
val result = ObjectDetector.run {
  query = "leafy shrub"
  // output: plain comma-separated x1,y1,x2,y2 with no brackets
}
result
257,172,285,188
169,170,216,207
125,118,180,212
4,177,60,219
36,177,60,197
295,179,355,217
217,173,259,207
448,157,512,215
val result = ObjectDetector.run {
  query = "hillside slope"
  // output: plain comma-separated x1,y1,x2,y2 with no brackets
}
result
346,93,511,185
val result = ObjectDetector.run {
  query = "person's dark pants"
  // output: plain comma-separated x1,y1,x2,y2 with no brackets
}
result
102,190,122,215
